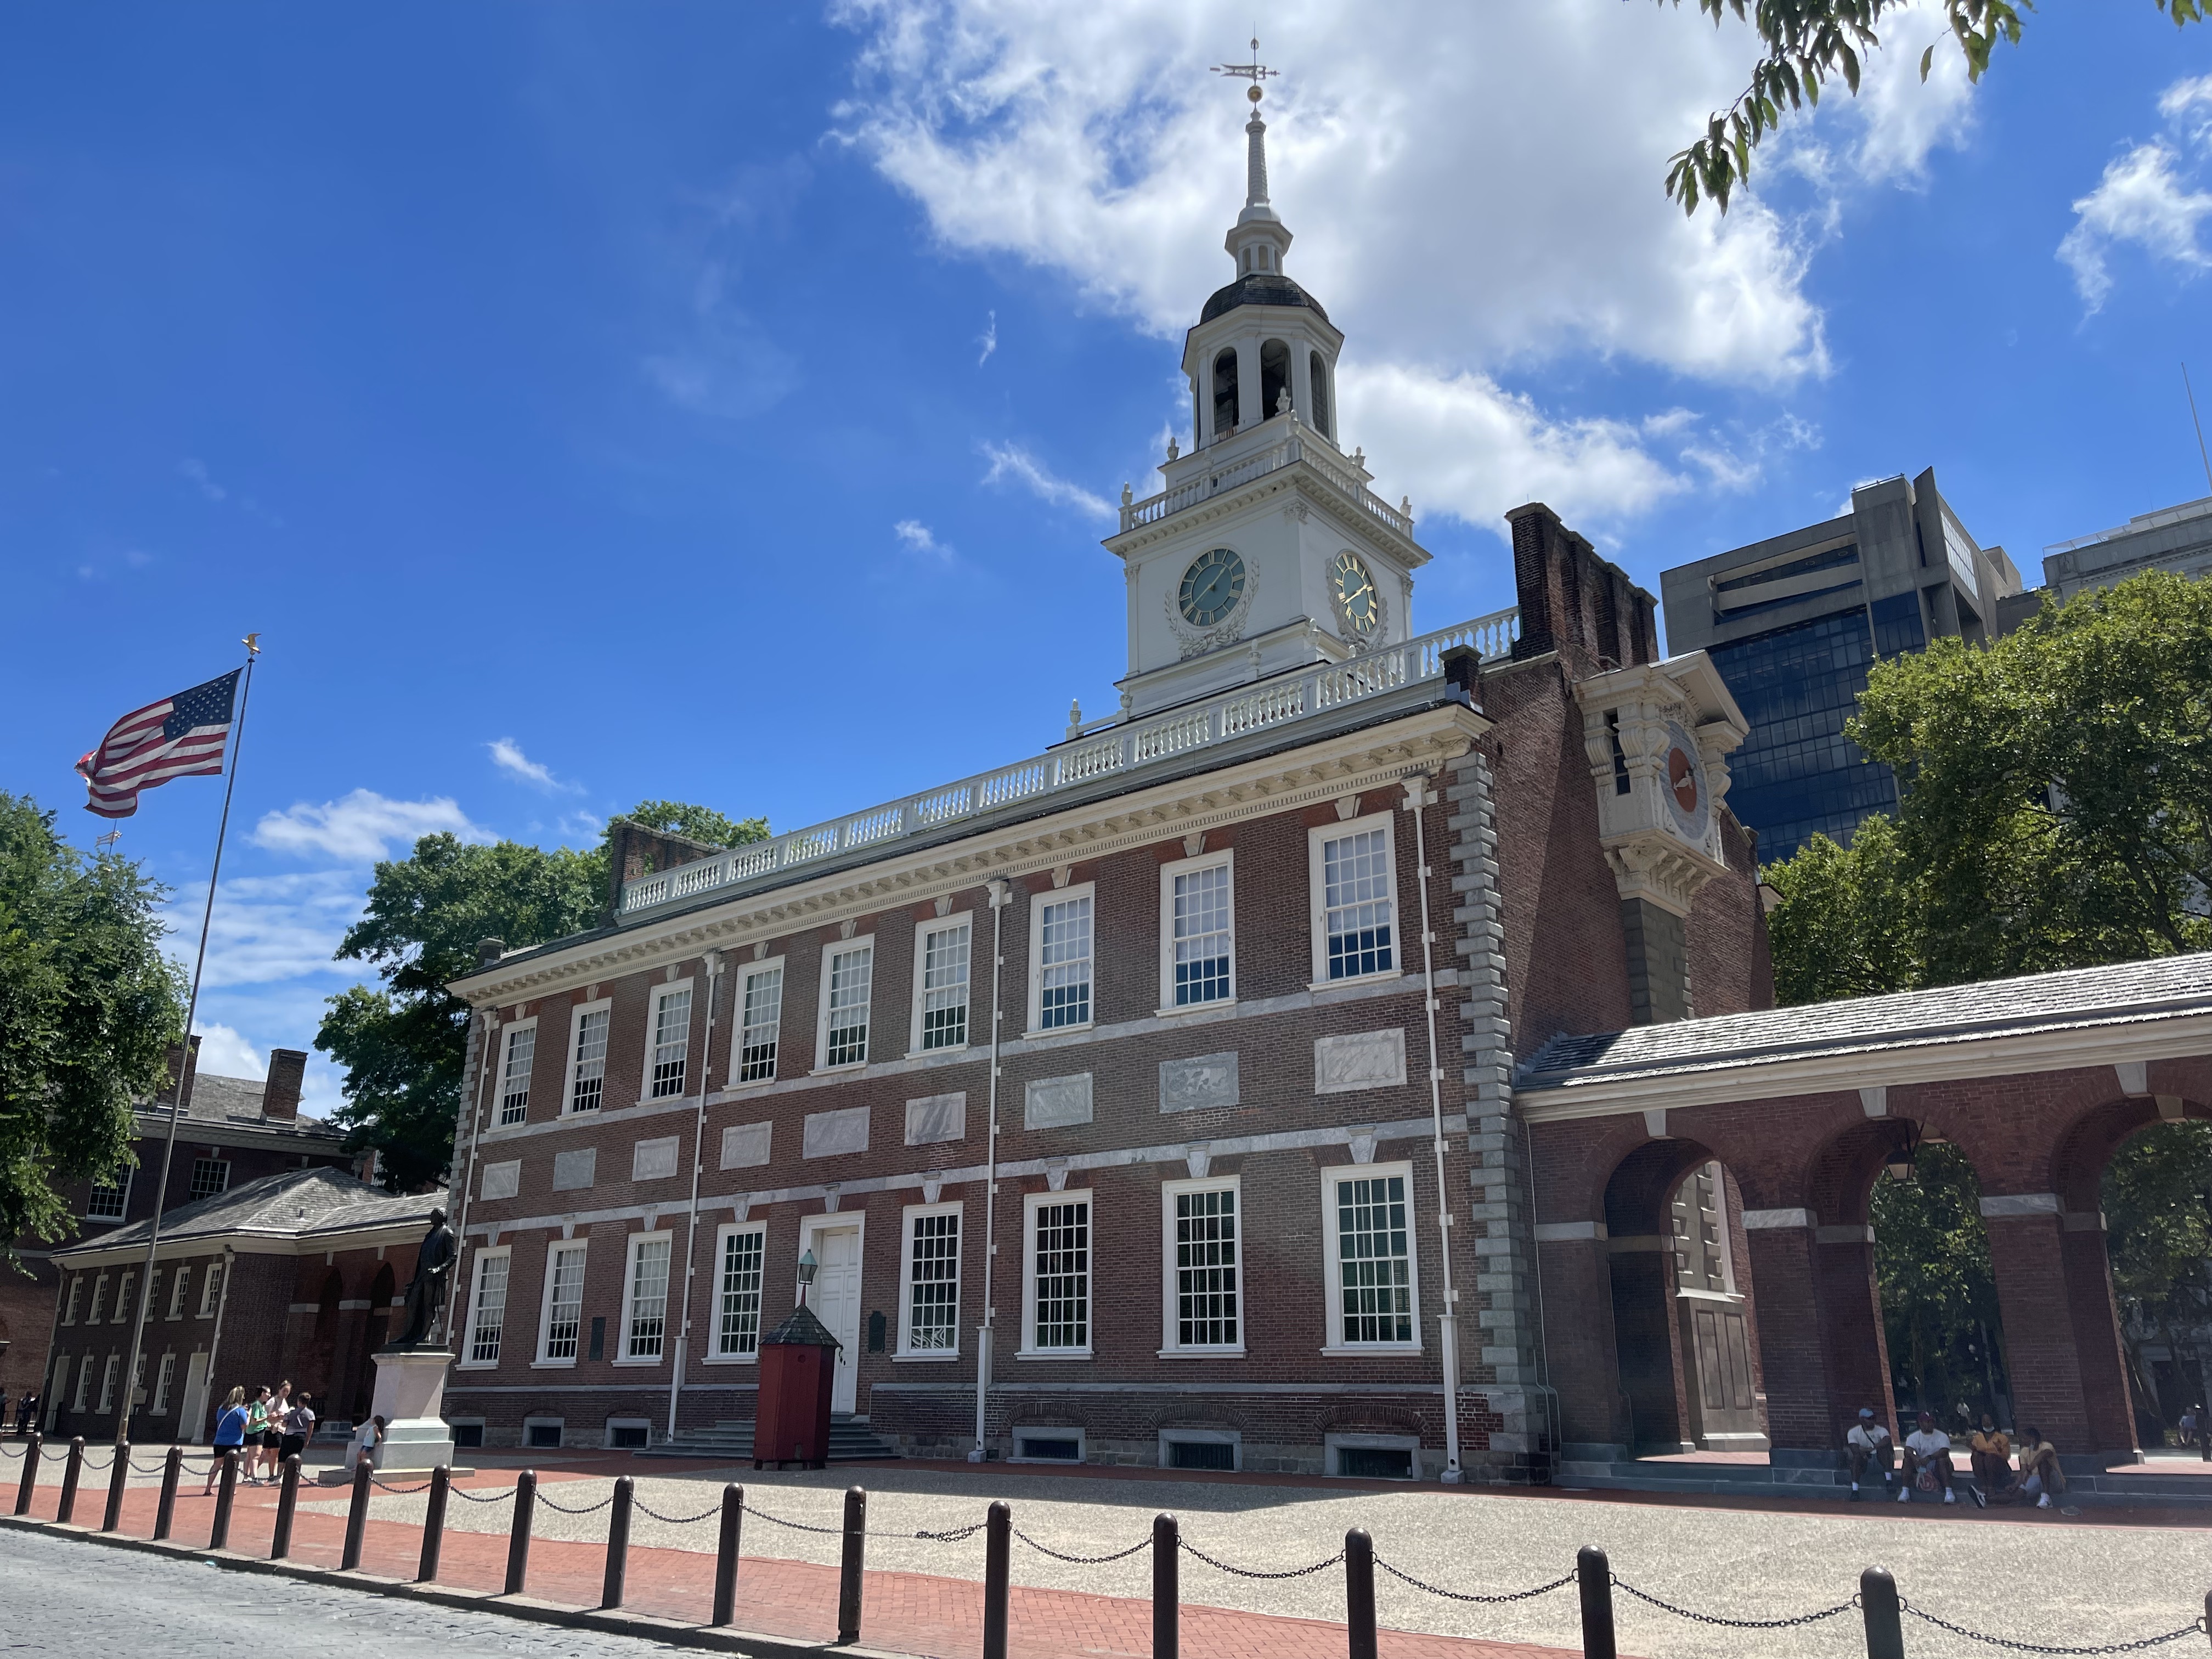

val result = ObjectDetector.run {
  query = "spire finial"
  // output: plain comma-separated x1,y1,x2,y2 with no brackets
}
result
1212,37,1279,208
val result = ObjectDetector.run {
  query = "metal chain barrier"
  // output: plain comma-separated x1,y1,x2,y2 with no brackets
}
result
1902,1603,2209,1655
0,1443,25,1459
1011,1527,1152,1565
532,1487,617,1517
371,1476,435,1494
634,1496,727,1526
1612,1575,1858,1630
1375,1559,1577,1605
449,1482,518,1504
741,1500,847,1536
1180,1538,1344,1580
76,1449,118,1471
913,1521,986,1543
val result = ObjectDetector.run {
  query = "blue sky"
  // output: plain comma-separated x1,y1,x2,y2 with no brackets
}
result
7,2,2212,1108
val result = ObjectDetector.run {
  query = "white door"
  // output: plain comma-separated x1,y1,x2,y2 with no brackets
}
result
179,1351,211,1442
808,1225,864,1414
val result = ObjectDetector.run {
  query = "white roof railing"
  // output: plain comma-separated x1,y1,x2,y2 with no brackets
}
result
617,608,1519,918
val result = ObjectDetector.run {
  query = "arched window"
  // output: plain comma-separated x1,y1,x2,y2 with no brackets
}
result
1260,339,1291,421
1212,348,1239,440
1308,349,1331,437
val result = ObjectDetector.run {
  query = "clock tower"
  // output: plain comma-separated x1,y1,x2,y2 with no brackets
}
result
1103,59,1431,720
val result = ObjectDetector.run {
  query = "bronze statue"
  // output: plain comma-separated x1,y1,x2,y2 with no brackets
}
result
390,1207,457,1350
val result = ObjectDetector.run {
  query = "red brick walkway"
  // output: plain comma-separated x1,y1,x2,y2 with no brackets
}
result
9,1462,1589,1659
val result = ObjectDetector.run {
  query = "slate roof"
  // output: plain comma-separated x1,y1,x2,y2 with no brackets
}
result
1516,952,2212,1093
57,1166,446,1257
1199,272,1330,326
143,1069,345,1142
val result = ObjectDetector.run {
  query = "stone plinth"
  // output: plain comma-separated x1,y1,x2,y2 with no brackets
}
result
369,1347,458,1473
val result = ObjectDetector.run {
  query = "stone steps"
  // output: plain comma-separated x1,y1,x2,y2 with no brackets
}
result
1556,1457,2212,1509
636,1415,899,1463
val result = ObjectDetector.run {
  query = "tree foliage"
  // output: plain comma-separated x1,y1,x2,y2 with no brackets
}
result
0,793,185,1260
1870,1143,2008,1422
2103,1121,2212,1433
1661,1,2212,213
1762,812,1920,1003
317,801,761,1192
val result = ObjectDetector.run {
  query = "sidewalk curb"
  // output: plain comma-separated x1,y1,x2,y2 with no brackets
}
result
0,1513,913,1658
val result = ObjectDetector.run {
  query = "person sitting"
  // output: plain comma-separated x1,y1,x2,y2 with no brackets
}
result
1846,1407,1894,1499
1901,1409,1958,1505
1968,1413,2012,1505
2016,1426,2066,1510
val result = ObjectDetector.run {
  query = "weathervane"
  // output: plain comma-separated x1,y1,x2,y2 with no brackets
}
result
1212,36,1277,108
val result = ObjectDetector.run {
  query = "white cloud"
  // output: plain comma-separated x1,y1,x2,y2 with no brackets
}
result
978,309,997,365
894,518,955,561
979,440,1116,520
168,870,370,988
1834,2,1978,187
488,737,574,793
252,789,490,864
2059,77,2212,311
190,1022,266,1078
178,458,227,502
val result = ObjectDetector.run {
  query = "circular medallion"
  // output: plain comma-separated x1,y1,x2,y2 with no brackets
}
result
1178,548,1246,628
1663,721,1710,843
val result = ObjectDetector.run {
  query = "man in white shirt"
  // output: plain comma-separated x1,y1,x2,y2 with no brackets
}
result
1844,1407,1894,1499
1901,1409,1957,1504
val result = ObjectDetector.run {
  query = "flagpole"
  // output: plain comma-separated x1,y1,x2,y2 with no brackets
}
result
115,635,259,1447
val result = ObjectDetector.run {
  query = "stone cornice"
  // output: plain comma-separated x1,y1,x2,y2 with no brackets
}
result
1104,460,1426,569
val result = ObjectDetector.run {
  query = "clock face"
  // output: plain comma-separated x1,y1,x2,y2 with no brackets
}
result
1663,721,1711,842
1331,551,1381,637
1178,547,1247,628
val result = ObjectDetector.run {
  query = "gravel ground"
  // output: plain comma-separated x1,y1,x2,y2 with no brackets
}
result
276,1462,2211,1659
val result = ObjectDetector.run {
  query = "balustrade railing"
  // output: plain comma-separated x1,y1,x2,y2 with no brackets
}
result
617,607,1519,917
1120,414,1412,537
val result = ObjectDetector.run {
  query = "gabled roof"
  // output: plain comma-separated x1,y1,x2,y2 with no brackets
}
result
55,1166,445,1259
142,1069,346,1143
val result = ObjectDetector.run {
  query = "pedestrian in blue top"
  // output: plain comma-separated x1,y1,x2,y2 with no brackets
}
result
202,1385,249,1496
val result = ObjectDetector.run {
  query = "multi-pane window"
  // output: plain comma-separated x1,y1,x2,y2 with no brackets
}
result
569,1005,609,1113
540,1243,587,1362
62,1279,81,1325
1171,862,1233,1006
97,1355,120,1412
715,1226,766,1357
153,1353,176,1413
499,1023,536,1125
188,1158,230,1200
86,1169,129,1220
736,966,782,1083
87,1273,109,1325
147,1271,163,1322
466,1250,510,1365
825,945,872,1068
1332,1171,1415,1345
648,987,692,1099
112,1273,135,1323
903,1208,961,1353
198,1261,223,1317
625,1234,672,1360
168,1267,191,1319
1321,826,1395,980
918,923,970,1051
71,1358,92,1412
1028,1197,1090,1352
1036,893,1093,1029
1170,1184,1240,1350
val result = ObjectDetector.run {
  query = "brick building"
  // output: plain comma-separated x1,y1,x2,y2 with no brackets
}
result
41,1167,440,1443
435,98,1770,1480
1,1036,357,1420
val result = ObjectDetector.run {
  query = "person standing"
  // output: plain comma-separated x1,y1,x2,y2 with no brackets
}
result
347,1414,386,1472
1901,1409,1958,1504
278,1392,314,1471
241,1386,273,1483
1846,1407,1894,1499
258,1382,290,1483
202,1387,250,1496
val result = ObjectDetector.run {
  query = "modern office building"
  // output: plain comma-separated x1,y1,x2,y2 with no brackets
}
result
1659,468,2022,864
2036,493,2212,607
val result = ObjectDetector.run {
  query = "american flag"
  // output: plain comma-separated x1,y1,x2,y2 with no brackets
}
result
76,669,242,819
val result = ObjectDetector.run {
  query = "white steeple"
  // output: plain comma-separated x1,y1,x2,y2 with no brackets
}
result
1218,41,1293,281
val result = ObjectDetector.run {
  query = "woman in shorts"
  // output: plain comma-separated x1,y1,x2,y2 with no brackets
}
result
277,1392,315,1470
258,1382,291,1483
241,1386,273,1483
202,1387,249,1495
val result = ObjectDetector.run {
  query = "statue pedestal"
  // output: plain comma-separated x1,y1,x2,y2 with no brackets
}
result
369,1347,458,1474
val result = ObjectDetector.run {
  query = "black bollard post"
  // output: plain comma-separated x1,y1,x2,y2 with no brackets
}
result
56,1438,84,1526
504,1470,537,1596
601,1475,634,1610
270,1454,302,1560
1345,1527,1378,1659
710,1484,743,1627
1153,1513,1180,1659
154,1446,182,1541
984,1500,1012,1659
101,1440,130,1532
210,1450,239,1549
417,1464,449,1583
1860,1567,1905,1659
13,1431,39,1515
341,1458,373,1570
837,1486,867,1644
1576,1545,1616,1659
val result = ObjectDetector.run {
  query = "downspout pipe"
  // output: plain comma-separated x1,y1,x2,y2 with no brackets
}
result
669,950,724,1441
1408,772,1463,1483
971,879,1011,1463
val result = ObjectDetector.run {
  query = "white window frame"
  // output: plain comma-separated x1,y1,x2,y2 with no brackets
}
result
112,1271,136,1323
565,997,613,1115
496,1016,539,1127
459,1245,512,1369
908,913,974,1056
1019,1188,1093,1359
522,1416,565,1449
641,978,697,1102
1026,882,1096,1035
61,1278,81,1325
1159,1175,1246,1357
198,1261,223,1318
815,936,876,1071
706,1220,768,1362
153,1351,177,1413
85,1167,132,1221
1158,1428,1242,1472
71,1357,92,1412
1325,1431,1422,1480
97,1353,120,1412
1009,1425,1086,1464
1319,1160,1423,1355
1158,850,1235,1013
896,1201,963,1359
729,958,786,1087
167,1266,191,1320
616,1229,674,1365
188,1156,231,1200
1308,811,1402,988
87,1272,109,1326
534,1239,589,1367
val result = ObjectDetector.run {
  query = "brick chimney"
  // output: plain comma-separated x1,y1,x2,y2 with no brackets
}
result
1505,501,1660,676
602,819,726,922
156,1035,202,1108
263,1048,307,1121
